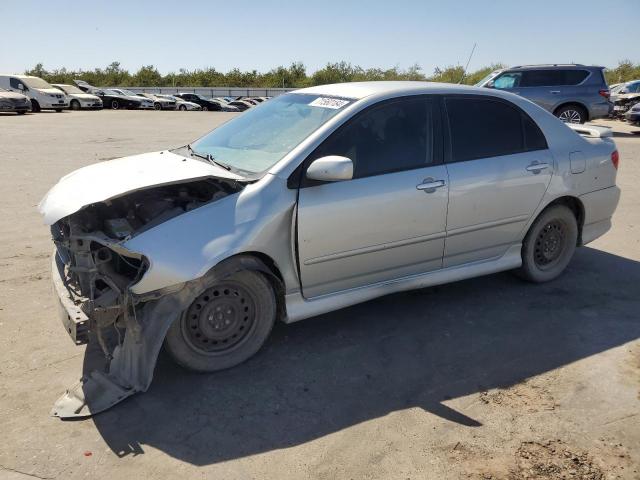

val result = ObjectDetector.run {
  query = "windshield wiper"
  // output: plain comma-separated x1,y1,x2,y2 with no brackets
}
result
186,144,232,171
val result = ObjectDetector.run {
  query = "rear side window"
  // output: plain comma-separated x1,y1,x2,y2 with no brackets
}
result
446,98,523,162
562,70,590,85
445,97,547,162
521,69,589,87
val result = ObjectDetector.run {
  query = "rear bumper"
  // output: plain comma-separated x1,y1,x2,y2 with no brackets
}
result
589,101,613,120
579,186,621,245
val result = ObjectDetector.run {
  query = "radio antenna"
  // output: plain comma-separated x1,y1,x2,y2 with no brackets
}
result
458,43,477,84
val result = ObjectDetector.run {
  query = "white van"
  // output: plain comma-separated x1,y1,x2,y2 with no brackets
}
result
0,74,68,112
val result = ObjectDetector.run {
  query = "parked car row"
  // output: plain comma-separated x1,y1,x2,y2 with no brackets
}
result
0,74,270,114
609,80,640,125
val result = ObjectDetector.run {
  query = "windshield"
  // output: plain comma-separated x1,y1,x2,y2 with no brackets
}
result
58,84,83,94
188,93,353,174
22,76,54,90
120,89,137,96
103,89,120,95
474,70,501,87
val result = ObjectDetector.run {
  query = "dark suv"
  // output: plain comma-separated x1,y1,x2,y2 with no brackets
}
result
476,64,612,123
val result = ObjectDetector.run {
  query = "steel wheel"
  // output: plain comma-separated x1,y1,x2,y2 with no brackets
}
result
182,281,257,355
516,205,578,283
533,220,566,270
165,269,277,372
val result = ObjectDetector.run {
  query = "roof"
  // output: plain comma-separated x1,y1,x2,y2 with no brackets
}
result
293,81,480,100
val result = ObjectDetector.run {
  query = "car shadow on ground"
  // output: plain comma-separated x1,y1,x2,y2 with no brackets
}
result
86,246,640,464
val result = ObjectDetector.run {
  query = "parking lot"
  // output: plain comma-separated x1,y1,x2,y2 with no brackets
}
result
0,110,638,479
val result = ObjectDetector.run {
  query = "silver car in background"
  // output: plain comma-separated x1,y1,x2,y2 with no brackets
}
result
40,82,620,417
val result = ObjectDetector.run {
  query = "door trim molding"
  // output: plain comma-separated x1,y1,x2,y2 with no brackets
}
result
446,214,530,237
303,231,447,266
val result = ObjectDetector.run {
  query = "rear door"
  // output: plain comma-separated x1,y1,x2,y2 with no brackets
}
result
296,96,449,298
443,95,553,267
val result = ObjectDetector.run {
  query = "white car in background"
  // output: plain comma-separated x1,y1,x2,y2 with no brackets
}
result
0,74,68,112
110,88,155,109
157,94,202,111
52,84,103,110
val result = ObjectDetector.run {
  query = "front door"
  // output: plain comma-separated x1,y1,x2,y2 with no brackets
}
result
442,96,553,267
296,96,449,298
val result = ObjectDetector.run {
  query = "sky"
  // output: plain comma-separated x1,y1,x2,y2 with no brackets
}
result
1,0,638,76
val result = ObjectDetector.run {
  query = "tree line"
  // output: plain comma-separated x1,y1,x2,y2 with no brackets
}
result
24,60,640,88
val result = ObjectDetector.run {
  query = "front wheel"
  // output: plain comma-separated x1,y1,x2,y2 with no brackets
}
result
111,100,120,110
516,205,578,283
202,105,209,111
70,100,81,110
179,104,187,111
165,270,276,372
154,102,162,110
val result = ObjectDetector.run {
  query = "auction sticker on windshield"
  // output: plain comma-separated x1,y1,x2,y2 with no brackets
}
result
309,97,351,109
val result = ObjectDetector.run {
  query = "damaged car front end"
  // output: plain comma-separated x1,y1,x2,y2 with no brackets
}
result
41,152,247,417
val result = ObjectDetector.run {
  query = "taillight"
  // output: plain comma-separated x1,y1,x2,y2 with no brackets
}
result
599,89,610,99
611,150,619,169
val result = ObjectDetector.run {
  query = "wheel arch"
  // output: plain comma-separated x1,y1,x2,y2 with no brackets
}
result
205,252,287,321
539,195,585,245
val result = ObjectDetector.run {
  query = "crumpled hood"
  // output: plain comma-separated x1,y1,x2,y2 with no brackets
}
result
39,150,243,225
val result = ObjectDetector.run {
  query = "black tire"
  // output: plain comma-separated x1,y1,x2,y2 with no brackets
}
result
70,100,81,111
55,109,63,113
516,205,578,283
202,105,209,111
17,110,27,115
179,104,187,111
30,99,41,112
555,104,587,124
154,102,162,110
165,270,276,372
111,100,119,110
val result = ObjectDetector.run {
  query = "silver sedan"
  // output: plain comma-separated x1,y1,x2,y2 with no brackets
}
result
40,82,620,417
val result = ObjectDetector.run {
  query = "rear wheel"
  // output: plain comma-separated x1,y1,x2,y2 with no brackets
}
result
55,109,63,113
555,104,587,124
516,205,578,283
165,270,276,372
17,110,27,115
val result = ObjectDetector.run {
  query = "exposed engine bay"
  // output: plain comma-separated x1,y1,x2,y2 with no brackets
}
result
51,178,242,351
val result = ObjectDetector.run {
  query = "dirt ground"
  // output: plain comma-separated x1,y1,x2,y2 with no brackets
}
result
0,110,638,480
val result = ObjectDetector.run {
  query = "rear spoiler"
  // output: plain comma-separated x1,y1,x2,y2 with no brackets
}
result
566,123,613,138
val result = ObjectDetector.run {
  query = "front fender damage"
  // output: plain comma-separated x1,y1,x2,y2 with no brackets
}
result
46,177,248,418
52,280,194,418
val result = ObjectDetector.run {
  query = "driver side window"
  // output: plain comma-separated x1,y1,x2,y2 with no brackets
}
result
493,72,521,90
310,96,437,180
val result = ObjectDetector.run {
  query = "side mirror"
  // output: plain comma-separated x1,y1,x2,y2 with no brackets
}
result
485,80,494,89
306,155,353,182
17,84,25,91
